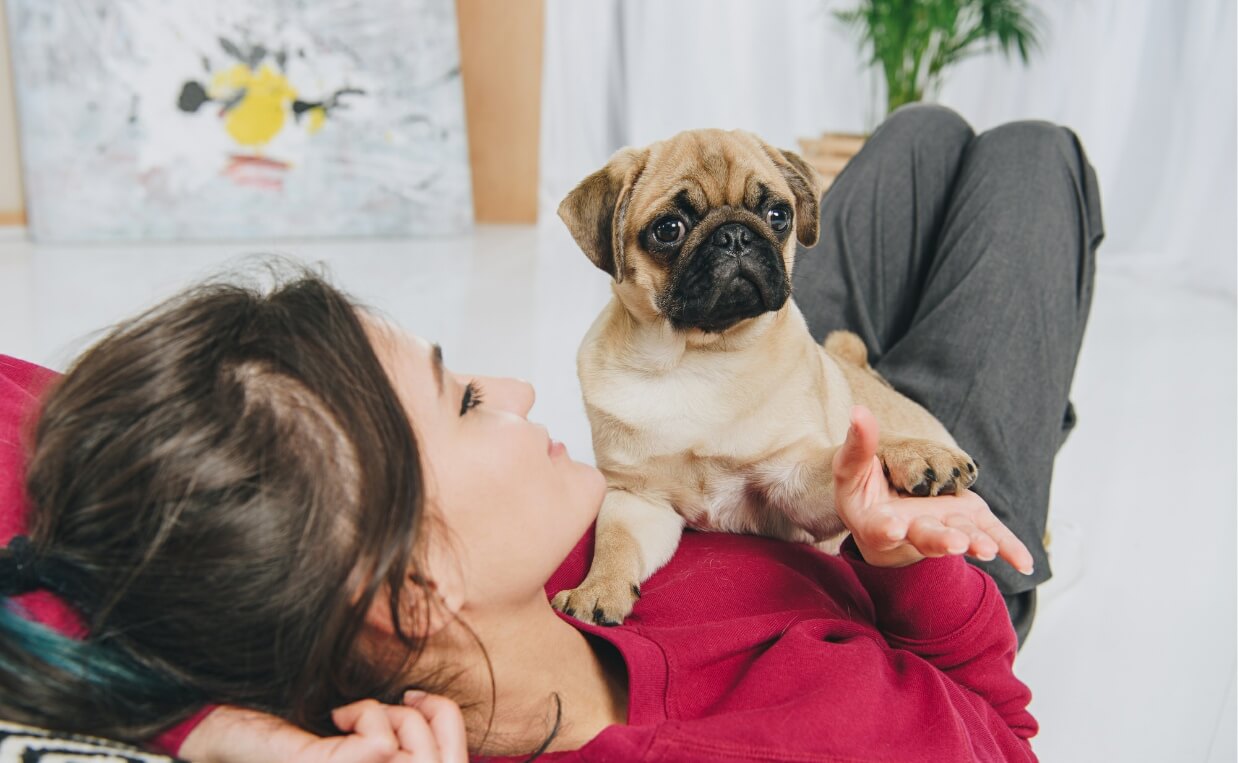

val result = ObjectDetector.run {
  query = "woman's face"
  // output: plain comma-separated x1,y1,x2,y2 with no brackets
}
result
365,317,606,615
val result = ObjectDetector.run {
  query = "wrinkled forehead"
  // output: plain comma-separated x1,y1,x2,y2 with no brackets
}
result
628,130,790,216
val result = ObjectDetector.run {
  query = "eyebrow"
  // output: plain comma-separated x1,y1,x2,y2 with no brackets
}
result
749,181,771,211
431,343,445,397
673,188,704,222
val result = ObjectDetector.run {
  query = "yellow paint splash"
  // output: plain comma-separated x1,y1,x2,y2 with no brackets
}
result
210,63,299,148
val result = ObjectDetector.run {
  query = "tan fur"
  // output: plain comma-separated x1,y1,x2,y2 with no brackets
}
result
553,129,977,625
824,329,869,367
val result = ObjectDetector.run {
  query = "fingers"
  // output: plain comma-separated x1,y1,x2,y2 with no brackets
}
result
404,691,468,763
832,406,880,490
906,515,970,557
883,490,1035,574
384,705,440,763
974,512,1035,575
329,696,468,763
332,702,400,758
853,493,982,555
929,490,1034,573
942,514,999,561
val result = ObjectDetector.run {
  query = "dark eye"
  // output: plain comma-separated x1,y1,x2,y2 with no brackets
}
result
652,216,686,245
460,381,484,416
767,205,792,232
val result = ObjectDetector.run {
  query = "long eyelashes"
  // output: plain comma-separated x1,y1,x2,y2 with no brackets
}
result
460,380,485,416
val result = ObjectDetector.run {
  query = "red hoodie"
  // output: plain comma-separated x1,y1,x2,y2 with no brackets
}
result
504,525,1038,762
1,355,1036,761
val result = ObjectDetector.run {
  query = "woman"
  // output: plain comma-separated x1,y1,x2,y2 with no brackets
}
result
0,104,1100,761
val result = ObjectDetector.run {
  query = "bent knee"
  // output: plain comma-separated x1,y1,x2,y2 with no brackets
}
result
873,103,974,157
971,120,1085,170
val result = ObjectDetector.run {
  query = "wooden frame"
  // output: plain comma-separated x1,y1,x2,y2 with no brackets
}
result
456,0,544,224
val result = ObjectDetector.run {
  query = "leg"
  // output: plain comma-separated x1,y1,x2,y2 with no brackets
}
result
878,118,1101,629
794,105,1104,647
551,489,684,625
793,103,976,355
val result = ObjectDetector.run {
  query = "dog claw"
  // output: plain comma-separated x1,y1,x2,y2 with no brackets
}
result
593,607,620,626
878,438,977,497
552,579,639,626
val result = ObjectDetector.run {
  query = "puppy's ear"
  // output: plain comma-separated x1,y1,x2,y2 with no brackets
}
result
558,147,646,283
762,145,825,248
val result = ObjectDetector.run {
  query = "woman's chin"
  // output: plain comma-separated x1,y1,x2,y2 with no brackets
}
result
582,463,607,510
565,461,607,525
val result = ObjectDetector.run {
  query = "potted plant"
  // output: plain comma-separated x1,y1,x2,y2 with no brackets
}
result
800,0,1044,191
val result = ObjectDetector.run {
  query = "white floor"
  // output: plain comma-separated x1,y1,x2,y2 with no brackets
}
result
0,224,1234,762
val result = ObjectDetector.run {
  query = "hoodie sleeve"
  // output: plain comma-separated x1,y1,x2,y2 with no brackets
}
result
150,706,217,757
840,536,1039,750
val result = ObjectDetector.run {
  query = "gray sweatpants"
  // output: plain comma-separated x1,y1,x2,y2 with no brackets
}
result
792,104,1104,642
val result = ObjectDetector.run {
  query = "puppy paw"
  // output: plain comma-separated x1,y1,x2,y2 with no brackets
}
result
877,438,978,497
551,577,641,626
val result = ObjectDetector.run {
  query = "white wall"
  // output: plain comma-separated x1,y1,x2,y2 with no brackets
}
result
541,0,1237,299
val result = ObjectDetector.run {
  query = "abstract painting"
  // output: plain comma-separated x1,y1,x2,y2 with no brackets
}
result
6,0,472,241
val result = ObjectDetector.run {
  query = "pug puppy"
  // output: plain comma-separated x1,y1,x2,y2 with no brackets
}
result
552,129,977,625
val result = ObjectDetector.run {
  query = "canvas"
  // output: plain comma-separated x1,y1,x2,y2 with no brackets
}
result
6,0,472,241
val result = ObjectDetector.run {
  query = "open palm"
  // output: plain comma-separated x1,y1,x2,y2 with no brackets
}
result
832,406,1035,573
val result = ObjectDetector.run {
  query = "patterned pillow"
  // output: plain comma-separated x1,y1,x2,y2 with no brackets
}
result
0,720,182,762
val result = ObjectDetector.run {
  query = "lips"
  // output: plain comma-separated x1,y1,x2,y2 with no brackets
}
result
548,438,567,458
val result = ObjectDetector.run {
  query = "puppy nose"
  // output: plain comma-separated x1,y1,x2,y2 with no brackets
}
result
711,223,754,252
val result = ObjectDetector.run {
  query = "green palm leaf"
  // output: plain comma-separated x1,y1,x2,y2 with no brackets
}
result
834,0,1044,116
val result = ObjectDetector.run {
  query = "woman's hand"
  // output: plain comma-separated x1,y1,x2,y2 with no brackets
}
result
180,693,467,763
832,405,1035,573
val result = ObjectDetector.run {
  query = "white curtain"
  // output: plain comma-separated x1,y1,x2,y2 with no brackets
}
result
540,0,1237,298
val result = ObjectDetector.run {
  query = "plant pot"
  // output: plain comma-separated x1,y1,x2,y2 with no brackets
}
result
796,132,867,193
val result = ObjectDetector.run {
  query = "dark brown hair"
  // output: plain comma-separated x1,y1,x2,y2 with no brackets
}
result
0,266,435,740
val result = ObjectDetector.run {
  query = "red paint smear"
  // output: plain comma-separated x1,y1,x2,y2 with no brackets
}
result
224,153,289,190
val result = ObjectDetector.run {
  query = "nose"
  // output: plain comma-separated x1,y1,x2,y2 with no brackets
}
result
513,378,535,416
478,376,536,417
710,222,754,252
